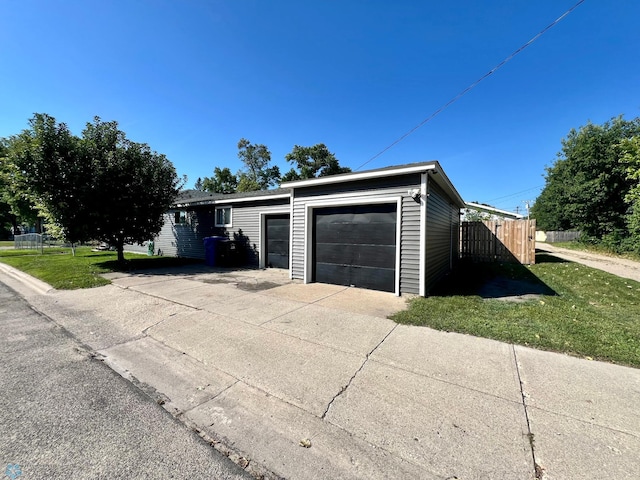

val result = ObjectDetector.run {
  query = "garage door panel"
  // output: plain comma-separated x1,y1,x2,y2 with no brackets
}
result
352,245,396,268
349,266,396,292
315,263,351,287
315,244,395,269
268,239,289,255
315,224,396,245
315,210,396,225
313,204,397,293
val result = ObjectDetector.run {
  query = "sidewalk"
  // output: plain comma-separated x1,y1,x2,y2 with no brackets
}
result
1,263,639,479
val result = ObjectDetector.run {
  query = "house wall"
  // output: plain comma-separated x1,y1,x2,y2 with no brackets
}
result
150,208,216,258
219,197,290,265
148,198,290,263
290,174,423,295
425,179,461,292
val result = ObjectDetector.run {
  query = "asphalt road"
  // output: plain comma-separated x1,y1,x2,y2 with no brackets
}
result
0,281,252,480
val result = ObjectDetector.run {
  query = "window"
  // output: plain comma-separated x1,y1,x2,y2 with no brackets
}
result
174,211,187,224
215,207,232,227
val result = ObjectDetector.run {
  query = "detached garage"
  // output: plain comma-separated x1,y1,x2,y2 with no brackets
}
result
155,161,464,297
281,161,465,296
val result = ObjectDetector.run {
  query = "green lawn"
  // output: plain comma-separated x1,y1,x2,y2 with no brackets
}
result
0,247,201,289
392,253,640,368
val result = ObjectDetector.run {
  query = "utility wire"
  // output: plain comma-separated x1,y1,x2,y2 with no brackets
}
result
487,185,545,204
354,0,586,171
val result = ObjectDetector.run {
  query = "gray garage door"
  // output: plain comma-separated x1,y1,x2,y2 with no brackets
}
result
313,204,396,293
265,214,290,268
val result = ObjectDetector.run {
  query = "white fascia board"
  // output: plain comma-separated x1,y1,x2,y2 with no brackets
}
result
175,193,291,208
212,193,291,205
280,164,437,189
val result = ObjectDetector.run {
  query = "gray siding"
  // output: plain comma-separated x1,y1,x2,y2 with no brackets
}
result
153,209,214,259
425,180,460,292
218,198,290,265
151,199,290,264
290,174,422,295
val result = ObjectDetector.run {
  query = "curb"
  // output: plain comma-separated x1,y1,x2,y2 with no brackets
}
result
0,261,54,295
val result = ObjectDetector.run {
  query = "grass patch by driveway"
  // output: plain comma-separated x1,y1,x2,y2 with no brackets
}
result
0,247,201,290
391,253,640,368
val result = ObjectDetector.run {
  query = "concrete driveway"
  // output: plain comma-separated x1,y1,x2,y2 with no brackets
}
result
3,264,639,479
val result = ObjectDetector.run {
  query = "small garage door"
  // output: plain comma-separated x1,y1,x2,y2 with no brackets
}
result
313,204,397,292
265,214,290,268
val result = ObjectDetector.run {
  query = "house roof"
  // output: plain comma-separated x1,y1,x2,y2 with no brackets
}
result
174,188,290,207
174,161,465,208
281,160,465,208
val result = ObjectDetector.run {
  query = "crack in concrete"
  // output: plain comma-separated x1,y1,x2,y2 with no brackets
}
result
512,345,544,479
321,324,398,419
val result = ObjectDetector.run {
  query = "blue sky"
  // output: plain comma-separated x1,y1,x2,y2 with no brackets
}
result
1,0,639,213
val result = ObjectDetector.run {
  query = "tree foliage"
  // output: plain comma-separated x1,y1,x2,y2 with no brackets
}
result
201,167,238,194
7,113,181,261
531,116,640,240
281,143,350,182
236,138,280,191
1,133,46,235
620,136,640,248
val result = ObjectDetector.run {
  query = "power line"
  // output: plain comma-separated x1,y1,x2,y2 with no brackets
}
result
354,0,586,172
487,185,545,203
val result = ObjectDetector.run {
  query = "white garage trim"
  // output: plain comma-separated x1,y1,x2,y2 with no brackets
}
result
303,196,403,296
419,173,428,297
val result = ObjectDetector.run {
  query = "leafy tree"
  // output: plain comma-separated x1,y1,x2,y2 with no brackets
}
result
281,143,351,182
236,138,280,191
9,114,181,262
620,136,640,249
194,177,204,191
1,136,44,234
201,167,238,194
531,116,640,239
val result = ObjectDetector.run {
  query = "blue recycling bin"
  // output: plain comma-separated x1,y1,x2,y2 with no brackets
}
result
203,236,226,267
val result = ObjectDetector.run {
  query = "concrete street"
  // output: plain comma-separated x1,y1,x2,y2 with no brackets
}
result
1,262,639,479
0,280,252,479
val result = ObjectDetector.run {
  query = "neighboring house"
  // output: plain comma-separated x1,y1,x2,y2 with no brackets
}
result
139,161,465,296
461,202,524,221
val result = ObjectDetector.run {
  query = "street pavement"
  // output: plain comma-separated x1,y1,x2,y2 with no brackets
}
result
0,262,639,479
0,280,252,480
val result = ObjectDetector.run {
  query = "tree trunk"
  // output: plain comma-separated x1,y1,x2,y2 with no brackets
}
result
116,238,125,264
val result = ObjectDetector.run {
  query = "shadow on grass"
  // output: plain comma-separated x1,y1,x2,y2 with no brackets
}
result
535,251,570,264
431,254,557,299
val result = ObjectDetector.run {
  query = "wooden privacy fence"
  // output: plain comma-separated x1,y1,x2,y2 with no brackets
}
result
461,220,536,264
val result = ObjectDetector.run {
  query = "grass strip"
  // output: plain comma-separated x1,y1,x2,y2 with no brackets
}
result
392,253,640,367
0,247,201,290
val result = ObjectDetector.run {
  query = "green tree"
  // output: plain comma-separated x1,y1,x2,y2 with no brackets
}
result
620,136,640,249
9,114,181,262
236,138,280,191
1,135,45,235
201,167,238,194
531,116,640,238
281,143,351,182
